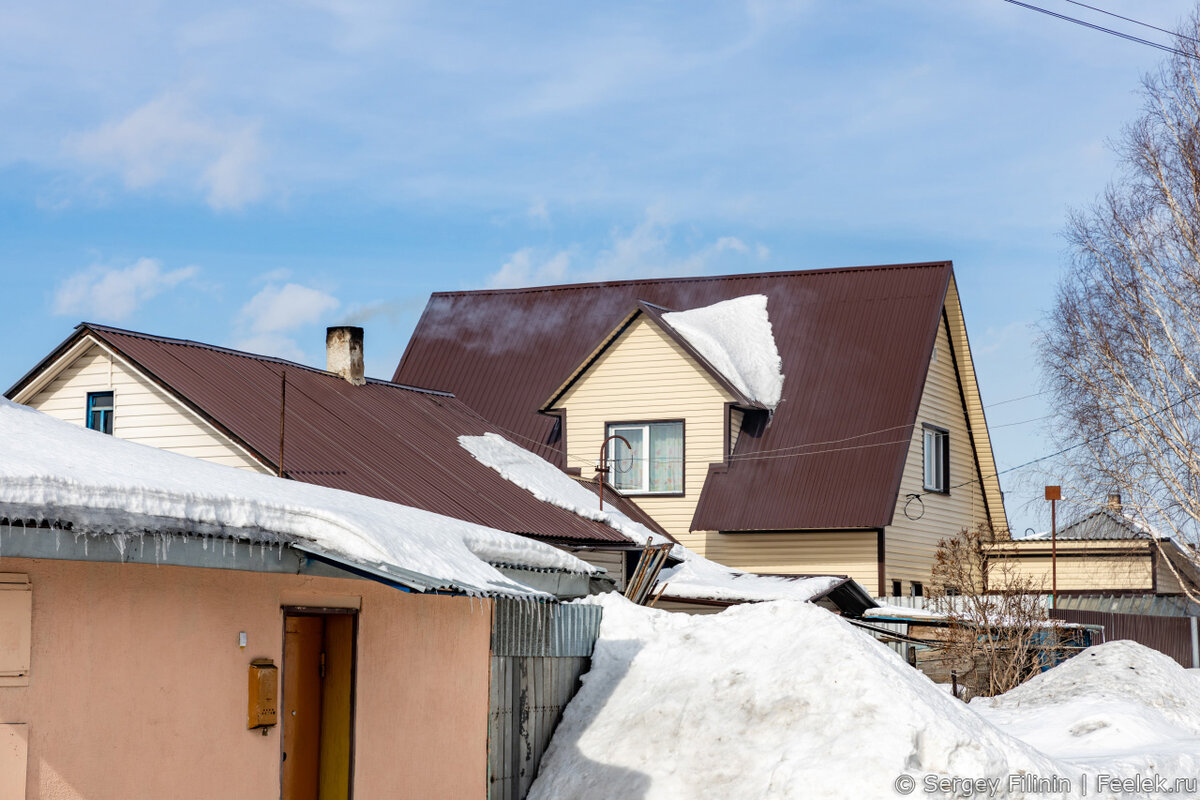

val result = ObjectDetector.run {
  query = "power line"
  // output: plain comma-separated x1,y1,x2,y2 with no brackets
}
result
998,0,1198,60
990,414,1052,429
984,390,1049,409
1060,0,1200,47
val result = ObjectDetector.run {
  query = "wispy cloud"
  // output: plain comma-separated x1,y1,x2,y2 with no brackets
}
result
488,248,574,289
485,209,771,289
53,258,199,321
67,91,265,210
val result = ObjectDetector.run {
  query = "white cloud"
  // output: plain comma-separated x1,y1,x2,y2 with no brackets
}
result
484,209,768,289
68,92,265,210
488,247,573,289
53,258,199,321
238,282,340,334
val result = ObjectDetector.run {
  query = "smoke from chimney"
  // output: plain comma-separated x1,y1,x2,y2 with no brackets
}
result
326,326,365,385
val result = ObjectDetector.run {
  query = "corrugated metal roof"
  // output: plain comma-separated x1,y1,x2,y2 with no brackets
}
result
394,263,953,531
13,324,654,546
1023,510,1153,541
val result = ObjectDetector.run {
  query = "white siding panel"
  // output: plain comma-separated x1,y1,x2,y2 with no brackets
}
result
23,343,270,473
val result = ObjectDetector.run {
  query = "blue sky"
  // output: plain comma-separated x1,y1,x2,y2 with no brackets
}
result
0,0,1183,535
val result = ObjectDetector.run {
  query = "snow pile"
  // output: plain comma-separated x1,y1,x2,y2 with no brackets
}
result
661,294,784,410
528,595,1066,800
974,641,1200,762
653,556,840,604
0,399,593,596
863,604,945,619
460,433,857,605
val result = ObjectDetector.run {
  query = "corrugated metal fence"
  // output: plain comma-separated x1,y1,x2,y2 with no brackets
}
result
488,600,602,800
1050,608,1200,668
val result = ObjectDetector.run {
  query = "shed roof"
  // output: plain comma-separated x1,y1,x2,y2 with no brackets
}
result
8,324,662,547
395,263,970,531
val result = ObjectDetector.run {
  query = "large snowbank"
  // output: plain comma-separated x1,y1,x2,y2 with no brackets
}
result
528,595,1065,799
460,433,850,605
0,399,592,596
661,294,784,411
974,641,1200,764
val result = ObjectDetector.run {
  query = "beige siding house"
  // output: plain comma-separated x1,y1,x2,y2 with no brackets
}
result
12,337,268,472
6,323,659,588
985,502,1200,597
395,263,1008,596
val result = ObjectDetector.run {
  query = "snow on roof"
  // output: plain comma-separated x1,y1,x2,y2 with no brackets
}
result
660,294,784,411
527,594,1067,798
0,399,593,597
458,433,672,547
460,432,865,605
862,604,946,620
653,558,841,604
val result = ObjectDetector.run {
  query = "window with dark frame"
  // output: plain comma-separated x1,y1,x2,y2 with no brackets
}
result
911,581,924,598
606,421,684,495
922,424,949,493
891,580,902,597
86,391,114,435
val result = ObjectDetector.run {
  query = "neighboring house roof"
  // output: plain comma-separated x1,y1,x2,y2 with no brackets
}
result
0,398,596,597
7,323,666,548
395,263,1005,532
1022,509,1160,541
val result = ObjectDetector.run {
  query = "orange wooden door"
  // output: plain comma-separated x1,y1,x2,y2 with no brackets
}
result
282,615,324,800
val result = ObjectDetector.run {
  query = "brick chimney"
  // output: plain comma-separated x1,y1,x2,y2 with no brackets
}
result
1107,492,1122,512
326,326,365,385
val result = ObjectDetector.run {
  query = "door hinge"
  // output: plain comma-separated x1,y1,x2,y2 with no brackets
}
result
319,651,326,679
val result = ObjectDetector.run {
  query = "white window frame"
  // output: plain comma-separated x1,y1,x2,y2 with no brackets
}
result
605,421,684,496
923,424,949,493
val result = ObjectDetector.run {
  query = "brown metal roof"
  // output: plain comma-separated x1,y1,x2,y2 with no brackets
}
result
10,324,664,546
394,263,954,531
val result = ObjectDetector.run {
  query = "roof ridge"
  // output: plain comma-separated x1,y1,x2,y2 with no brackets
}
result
81,322,454,398
430,262,953,298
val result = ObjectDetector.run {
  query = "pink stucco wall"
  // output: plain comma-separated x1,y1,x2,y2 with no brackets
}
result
0,556,492,800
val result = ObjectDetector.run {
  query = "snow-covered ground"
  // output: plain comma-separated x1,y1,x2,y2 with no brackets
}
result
529,596,1200,799
0,398,593,596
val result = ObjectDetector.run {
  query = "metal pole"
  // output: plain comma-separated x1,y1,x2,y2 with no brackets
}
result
278,371,287,478
1045,485,1061,609
597,434,631,511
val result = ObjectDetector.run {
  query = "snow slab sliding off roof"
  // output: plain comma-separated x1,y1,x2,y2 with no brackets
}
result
459,432,845,604
660,294,784,411
0,399,593,597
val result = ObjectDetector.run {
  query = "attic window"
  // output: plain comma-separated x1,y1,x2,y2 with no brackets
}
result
86,392,114,435
922,424,949,493
606,421,684,495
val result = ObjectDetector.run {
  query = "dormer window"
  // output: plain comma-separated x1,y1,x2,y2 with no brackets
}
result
606,421,684,495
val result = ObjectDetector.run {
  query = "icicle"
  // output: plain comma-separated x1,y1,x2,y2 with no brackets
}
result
55,529,60,552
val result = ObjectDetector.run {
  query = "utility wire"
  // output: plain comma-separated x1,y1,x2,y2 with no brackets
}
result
1060,0,1200,47
999,0,1198,59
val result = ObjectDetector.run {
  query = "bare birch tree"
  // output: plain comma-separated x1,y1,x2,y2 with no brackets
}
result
1041,12,1200,601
